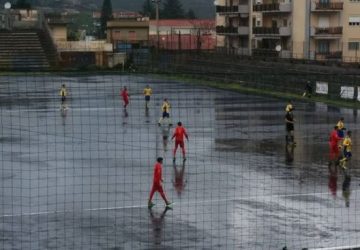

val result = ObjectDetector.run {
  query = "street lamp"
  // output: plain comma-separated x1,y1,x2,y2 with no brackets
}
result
152,0,161,49
4,2,11,30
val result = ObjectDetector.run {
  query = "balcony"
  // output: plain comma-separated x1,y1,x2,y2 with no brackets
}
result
238,26,250,35
311,26,342,38
216,5,239,14
238,4,249,14
315,51,342,60
253,26,291,36
312,1,343,11
253,3,291,13
56,41,113,52
216,25,238,35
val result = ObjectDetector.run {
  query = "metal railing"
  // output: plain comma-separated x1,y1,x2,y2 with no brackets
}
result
253,27,279,35
315,51,342,59
314,1,343,10
216,5,239,13
216,26,238,34
314,26,342,35
253,3,280,12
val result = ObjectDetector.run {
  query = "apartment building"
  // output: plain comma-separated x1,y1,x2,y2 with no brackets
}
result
215,0,360,62
215,0,252,55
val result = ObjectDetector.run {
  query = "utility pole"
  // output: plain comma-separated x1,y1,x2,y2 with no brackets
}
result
152,0,161,50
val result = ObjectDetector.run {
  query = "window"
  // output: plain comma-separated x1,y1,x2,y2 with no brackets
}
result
348,42,360,50
317,41,329,53
128,31,136,41
350,0,360,2
283,19,288,26
349,16,360,26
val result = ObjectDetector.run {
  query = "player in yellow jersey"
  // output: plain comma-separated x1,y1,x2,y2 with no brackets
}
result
339,131,352,169
158,98,172,126
143,85,152,109
336,117,345,138
59,84,68,111
59,84,67,103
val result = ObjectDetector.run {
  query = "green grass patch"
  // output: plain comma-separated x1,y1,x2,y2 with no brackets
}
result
154,73,360,109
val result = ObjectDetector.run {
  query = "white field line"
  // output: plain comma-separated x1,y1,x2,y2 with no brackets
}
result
308,245,360,250
1,189,358,218
2,107,117,113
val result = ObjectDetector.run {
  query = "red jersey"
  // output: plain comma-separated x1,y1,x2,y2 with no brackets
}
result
120,90,129,100
329,130,340,146
173,126,188,142
153,162,162,185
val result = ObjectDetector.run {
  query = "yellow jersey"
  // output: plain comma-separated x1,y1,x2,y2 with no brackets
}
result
59,87,67,97
337,120,344,130
143,87,152,96
343,136,352,152
162,102,170,113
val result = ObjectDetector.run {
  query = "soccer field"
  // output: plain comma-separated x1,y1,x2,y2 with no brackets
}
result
0,73,359,249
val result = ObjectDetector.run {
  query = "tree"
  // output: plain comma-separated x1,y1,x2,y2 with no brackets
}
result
141,0,156,19
161,0,185,19
14,0,32,9
186,9,196,19
100,0,113,39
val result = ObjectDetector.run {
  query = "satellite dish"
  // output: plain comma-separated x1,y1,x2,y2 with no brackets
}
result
4,2,11,9
275,45,282,52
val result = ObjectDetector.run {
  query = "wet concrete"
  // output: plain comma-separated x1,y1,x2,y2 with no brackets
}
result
0,74,359,249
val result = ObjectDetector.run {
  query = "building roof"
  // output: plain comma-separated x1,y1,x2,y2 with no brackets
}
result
93,10,143,19
149,19,215,28
107,19,149,29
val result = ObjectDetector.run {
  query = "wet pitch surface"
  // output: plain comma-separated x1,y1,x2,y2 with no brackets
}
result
0,74,359,249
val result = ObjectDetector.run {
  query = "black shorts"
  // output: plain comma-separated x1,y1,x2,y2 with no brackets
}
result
145,96,150,101
61,96,66,102
286,124,294,132
162,112,169,118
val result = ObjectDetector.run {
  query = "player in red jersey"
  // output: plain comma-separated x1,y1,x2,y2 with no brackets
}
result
172,122,189,162
120,86,129,108
148,157,172,209
329,126,342,165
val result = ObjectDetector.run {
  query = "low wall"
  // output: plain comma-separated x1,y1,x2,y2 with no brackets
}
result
141,51,360,103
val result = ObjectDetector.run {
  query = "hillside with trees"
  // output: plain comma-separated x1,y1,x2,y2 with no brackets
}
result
0,0,215,18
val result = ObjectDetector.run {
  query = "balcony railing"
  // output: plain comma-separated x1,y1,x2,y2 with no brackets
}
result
253,27,279,34
253,3,291,12
314,26,342,35
315,51,342,59
238,4,249,14
238,26,250,35
56,41,113,52
216,5,239,13
253,26,291,36
216,26,238,34
253,3,279,11
314,1,343,11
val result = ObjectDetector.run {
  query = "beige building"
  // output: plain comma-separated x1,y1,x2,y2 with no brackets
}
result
45,14,113,67
107,17,149,51
216,0,360,62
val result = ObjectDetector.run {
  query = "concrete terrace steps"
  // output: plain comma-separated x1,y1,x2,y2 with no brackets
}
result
0,39,39,42
0,55,48,59
0,30,56,70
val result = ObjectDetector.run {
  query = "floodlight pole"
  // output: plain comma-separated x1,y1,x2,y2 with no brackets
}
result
152,0,161,50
